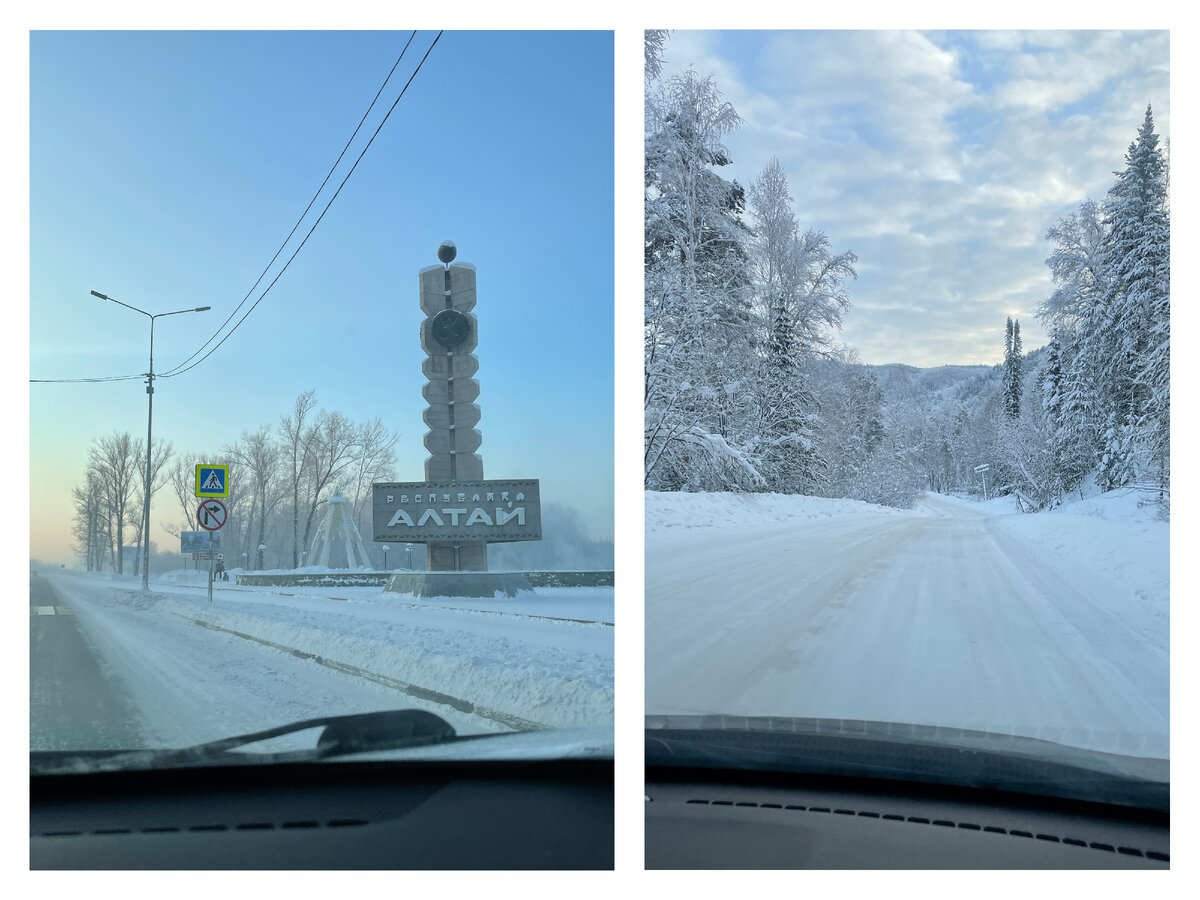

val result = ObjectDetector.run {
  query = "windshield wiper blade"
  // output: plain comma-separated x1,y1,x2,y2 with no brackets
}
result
32,709,484,774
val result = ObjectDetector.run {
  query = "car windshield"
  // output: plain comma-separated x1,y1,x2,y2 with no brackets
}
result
644,30,1168,803
30,30,614,763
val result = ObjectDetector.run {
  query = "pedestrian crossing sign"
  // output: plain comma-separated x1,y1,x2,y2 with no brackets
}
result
195,464,229,498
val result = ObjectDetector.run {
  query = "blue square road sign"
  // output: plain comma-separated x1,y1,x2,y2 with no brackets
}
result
195,464,229,498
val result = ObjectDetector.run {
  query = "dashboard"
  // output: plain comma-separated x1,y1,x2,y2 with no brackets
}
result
646,767,1168,869
32,757,612,869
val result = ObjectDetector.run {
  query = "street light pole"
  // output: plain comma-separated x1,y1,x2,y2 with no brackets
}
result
91,290,210,591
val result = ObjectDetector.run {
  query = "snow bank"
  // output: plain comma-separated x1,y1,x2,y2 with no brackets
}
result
162,589,615,730
646,490,921,535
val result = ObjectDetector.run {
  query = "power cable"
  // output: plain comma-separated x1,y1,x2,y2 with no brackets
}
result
159,31,419,377
160,30,443,380
30,374,147,383
31,31,438,387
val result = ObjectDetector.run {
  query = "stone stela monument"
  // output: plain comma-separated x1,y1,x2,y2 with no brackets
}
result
373,241,542,597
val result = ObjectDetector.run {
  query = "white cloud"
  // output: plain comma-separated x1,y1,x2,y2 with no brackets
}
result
655,29,1169,366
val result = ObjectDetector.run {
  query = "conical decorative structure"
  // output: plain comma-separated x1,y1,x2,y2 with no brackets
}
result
308,493,374,569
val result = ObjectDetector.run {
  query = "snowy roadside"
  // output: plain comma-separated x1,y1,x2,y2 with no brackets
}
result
646,489,926,535
48,572,614,735
913,488,1167,632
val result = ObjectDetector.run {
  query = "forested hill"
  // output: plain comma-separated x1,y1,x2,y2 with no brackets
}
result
868,363,994,398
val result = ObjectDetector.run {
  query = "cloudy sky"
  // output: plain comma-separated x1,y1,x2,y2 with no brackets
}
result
655,29,1170,367
29,30,613,563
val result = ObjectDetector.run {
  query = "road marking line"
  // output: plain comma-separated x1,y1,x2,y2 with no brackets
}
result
32,606,57,616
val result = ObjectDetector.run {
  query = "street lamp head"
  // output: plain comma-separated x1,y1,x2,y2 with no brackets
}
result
89,290,108,300
194,306,212,312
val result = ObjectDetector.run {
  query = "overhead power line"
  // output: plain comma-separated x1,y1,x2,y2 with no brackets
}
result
32,31,442,386
160,29,443,381
30,373,146,384
159,31,420,378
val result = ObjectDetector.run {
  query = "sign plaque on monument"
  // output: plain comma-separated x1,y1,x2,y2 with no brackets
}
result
373,479,541,543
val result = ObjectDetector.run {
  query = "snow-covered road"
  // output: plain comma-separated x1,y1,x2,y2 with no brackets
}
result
645,490,1168,758
38,572,613,750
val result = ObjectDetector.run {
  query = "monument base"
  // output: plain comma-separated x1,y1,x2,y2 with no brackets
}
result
384,571,534,599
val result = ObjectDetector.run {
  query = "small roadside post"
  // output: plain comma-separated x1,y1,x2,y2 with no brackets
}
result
195,464,229,602
974,463,990,501
197,498,228,603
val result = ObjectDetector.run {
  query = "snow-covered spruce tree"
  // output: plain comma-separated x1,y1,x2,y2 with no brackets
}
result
743,158,857,494
644,63,758,491
755,306,823,493
1093,105,1170,490
1040,334,1093,500
1002,317,1023,420
1002,318,1013,416
746,159,817,492
1011,319,1023,409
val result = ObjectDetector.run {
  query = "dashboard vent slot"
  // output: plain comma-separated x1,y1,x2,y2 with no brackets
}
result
36,818,369,837
682,797,1168,863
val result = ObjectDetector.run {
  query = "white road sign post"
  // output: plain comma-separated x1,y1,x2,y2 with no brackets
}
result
974,463,990,501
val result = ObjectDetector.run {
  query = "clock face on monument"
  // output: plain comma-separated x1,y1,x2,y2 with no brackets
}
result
431,308,471,349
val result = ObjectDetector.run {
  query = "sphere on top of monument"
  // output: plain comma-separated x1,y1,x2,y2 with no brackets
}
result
437,241,457,264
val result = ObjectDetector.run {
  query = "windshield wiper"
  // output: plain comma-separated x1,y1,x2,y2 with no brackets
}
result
32,709,491,774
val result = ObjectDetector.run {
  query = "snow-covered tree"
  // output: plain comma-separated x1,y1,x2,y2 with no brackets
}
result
1039,200,1108,337
644,30,668,82
1002,317,1023,420
1030,106,1169,501
1092,105,1170,489
645,66,758,491
1039,334,1092,500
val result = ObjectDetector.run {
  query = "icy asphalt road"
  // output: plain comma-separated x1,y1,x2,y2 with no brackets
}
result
645,492,1168,757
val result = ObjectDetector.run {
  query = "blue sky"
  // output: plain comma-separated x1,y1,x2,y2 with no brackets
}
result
654,29,1170,367
29,30,614,562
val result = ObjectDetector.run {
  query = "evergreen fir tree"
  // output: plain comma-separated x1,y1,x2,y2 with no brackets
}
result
1095,104,1170,489
1040,334,1090,498
1012,319,1023,417
1002,317,1022,420
644,66,759,491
